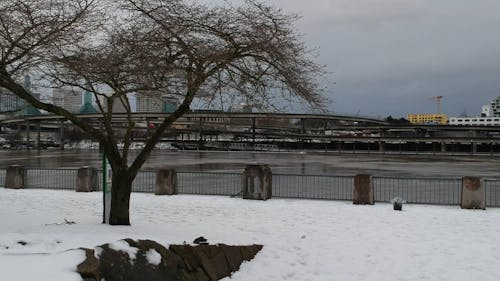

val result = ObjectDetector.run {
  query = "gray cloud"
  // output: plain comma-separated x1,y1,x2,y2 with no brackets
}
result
208,0,500,117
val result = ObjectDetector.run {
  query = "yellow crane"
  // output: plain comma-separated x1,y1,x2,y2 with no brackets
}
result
430,96,443,114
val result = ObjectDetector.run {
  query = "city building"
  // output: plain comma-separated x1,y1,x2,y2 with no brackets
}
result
481,105,492,117
79,92,98,114
490,97,500,117
136,93,162,112
449,96,500,126
449,117,500,126
52,87,83,113
136,92,179,113
407,114,448,125
0,89,24,112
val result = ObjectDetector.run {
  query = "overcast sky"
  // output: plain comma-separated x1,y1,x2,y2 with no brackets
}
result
215,0,500,118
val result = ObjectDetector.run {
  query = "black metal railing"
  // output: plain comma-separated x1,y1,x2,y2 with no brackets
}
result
1,168,500,207
0,169,6,187
25,168,78,190
273,174,353,200
484,179,500,207
178,172,241,196
373,177,462,205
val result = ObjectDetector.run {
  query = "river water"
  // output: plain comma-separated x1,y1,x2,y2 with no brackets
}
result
1,149,499,178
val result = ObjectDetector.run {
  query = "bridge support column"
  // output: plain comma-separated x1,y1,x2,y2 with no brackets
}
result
25,120,30,147
471,142,477,154
59,120,64,150
251,117,256,144
36,122,41,151
146,120,151,137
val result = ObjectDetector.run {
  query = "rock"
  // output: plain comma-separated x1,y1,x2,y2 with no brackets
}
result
76,239,263,281
77,248,100,281
220,244,244,271
240,244,263,261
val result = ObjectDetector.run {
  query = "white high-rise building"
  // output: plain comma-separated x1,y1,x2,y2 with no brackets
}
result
136,92,162,112
136,92,172,112
0,89,24,112
481,105,492,117
52,88,83,113
490,97,500,117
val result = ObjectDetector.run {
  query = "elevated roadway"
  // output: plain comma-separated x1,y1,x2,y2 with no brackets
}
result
2,111,500,154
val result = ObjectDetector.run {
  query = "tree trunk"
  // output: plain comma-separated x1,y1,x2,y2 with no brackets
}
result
109,168,133,225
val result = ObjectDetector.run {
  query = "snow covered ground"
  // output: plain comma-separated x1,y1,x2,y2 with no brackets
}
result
1,188,500,281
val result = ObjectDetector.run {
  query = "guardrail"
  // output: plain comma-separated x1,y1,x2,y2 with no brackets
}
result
1,167,500,207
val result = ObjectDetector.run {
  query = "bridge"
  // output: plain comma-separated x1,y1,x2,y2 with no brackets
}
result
2,111,500,154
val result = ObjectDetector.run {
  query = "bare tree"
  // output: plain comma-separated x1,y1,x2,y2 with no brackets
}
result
0,0,326,225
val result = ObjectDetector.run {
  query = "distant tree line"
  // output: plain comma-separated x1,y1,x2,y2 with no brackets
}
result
385,116,410,124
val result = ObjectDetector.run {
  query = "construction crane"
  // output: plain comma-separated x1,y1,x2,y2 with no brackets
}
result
430,96,443,114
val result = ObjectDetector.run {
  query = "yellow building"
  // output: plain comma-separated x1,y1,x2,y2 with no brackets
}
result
407,114,448,125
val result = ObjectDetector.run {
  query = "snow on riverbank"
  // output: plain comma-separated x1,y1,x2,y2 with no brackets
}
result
1,188,500,280
63,140,178,150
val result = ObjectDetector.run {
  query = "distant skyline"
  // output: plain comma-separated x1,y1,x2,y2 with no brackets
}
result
209,0,500,118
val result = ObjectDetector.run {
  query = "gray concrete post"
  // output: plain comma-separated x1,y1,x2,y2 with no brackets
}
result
378,141,386,153
5,165,25,189
441,142,446,152
471,142,477,154
242,164,272,200
461,176,485,209
353,174,374,205
155,168,177,195
76,166,98,192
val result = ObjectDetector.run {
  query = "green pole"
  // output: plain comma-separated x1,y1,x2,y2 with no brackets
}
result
102,146,106,224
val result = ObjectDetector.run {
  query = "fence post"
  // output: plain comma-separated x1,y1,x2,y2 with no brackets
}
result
353,174,374,205
242,164,272,200
155,168,177,195
76,166,98,192
461,176,485,209
5,165,25,189
378,141,386,153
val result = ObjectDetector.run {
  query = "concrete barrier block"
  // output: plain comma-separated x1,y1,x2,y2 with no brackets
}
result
242,164,272,200
5,165,25,189
353,174,374,205
461,176,485,209
155,168,177,195
76,166,98,192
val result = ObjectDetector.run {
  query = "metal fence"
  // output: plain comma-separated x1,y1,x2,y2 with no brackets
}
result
178,172,241,196
1,168,500,207
96,170,157,193
273,174,353,200
373,177,462,205
484,179,500,207
25,168,78,190
0,169,5,187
